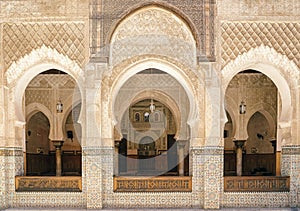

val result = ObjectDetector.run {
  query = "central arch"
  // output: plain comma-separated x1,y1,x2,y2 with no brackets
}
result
110,57,200,136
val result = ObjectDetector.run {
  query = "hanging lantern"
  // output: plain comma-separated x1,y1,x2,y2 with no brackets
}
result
239,101,246,114
56,99,63,113
150,99,155,113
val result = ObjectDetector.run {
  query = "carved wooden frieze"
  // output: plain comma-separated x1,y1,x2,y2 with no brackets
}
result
0,148,23,156
224,176,290,192
15,176,82,192
282,145,300,155
114,176,192,192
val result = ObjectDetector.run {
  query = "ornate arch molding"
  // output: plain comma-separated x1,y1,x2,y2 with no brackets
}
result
222,45,298,125
135,131,159,146
107,2,200,49
109,55,200,125
246,104,276,138
26,103,52,124
5,45,84,122
26,103,53,140
5,45,84,86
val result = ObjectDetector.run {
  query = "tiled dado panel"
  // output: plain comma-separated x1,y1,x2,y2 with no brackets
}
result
191,147,223,209
0,148,23,209
109,192,192,209
14,192,85,209
191,148,204,208
201,147,223,209
83,147,105,209
282,145,300,207
0,154,7,210
221,22,300,69
1,147,86,209
222,192,290,208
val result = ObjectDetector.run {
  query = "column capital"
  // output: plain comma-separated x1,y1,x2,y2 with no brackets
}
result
233,139,246,148
177,140,187,148
51,140,64,148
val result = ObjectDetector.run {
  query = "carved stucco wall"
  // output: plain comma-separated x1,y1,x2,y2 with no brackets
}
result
110,6,196,68
90,0,215,60
221,22,300,70
26,74,77,112
3,22,87,70
218,0,300,18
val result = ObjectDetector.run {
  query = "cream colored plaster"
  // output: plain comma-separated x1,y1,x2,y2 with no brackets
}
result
218,0,300,19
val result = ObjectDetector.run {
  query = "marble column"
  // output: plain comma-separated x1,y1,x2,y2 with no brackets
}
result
234,140,246,176
52,140,64,176
177,140,187,176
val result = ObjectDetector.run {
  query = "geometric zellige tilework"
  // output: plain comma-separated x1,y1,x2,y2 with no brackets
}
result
221,22,300,69
222,192,290,208
3,22,86,69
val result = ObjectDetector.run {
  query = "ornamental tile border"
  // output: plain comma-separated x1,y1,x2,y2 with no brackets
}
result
222,192,290,208
14,192,86,209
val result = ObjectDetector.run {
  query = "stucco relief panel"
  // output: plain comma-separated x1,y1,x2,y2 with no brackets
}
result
221,22,300,70
111,7,196,67
3,22,87,70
